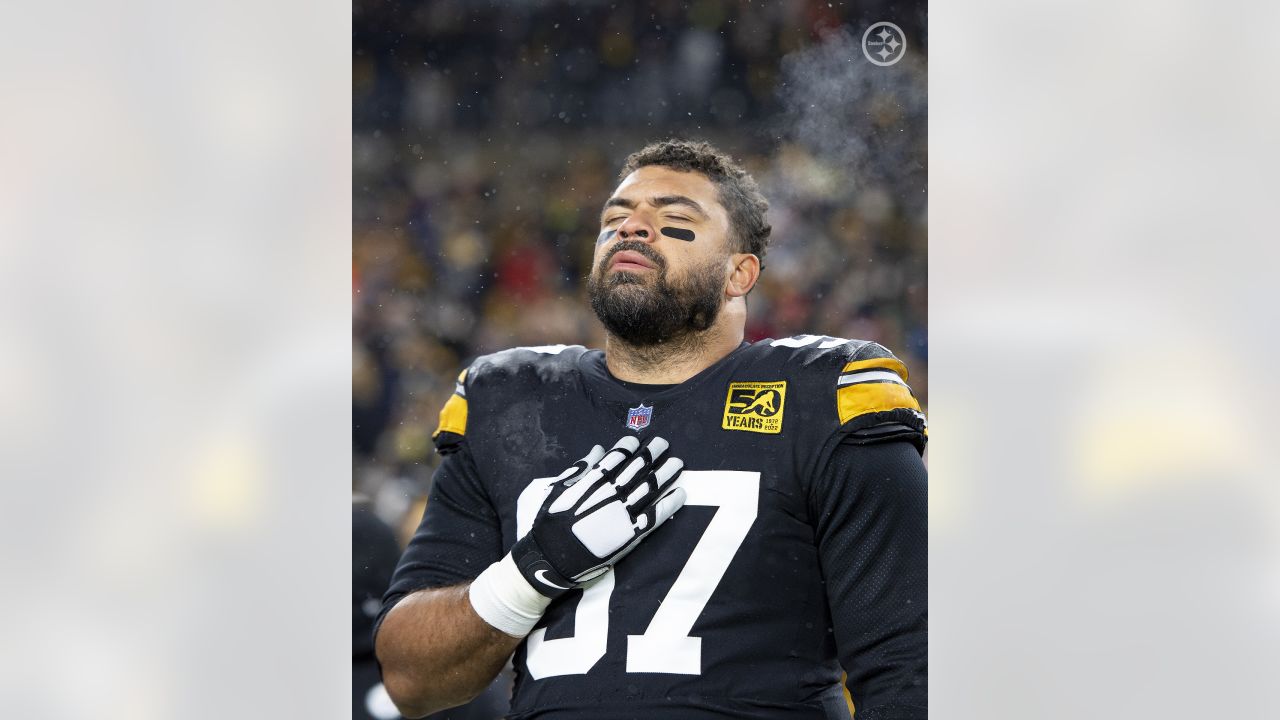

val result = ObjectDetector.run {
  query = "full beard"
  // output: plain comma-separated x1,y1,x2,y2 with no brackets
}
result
587,244,726,348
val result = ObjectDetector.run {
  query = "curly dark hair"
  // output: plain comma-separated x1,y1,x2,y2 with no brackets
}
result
619,139,772,263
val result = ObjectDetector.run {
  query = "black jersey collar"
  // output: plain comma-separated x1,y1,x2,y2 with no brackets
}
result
577,341,751,405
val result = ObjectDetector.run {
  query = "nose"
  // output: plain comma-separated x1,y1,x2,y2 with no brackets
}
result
616,212,655,242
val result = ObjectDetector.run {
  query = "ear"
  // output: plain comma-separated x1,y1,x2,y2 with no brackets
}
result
725,253,761,298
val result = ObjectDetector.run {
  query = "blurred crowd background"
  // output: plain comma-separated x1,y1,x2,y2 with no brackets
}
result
353,0,928,545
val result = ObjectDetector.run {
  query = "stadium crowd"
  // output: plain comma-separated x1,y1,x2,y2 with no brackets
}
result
353,0,927,540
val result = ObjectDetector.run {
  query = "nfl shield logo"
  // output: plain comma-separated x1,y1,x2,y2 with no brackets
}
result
625,403,653,431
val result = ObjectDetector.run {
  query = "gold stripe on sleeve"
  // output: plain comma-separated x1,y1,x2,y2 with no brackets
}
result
840,357,909,381
837,381,920,424
434,393,468,438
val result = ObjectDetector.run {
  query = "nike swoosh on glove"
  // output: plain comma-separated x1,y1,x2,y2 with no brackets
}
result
511,435,687,598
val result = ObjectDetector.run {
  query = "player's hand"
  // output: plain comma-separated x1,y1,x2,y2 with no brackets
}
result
511,435,687,598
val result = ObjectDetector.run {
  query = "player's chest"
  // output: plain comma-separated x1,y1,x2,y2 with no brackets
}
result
481,404,797,514
481,404,824,685
471,383,800,474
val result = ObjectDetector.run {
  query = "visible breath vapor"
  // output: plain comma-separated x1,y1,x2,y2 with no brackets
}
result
773,27,927,215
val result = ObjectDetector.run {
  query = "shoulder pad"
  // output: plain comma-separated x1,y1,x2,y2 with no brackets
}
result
759,334,881,367
755,335,927,447
466,344,587,390
833,341,926,444
431,345,588,454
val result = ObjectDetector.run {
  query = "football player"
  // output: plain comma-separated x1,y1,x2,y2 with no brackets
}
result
375,140,928,719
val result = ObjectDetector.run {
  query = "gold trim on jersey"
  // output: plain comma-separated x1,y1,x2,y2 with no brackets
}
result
837,379,920,424
435,393,468,437
434,370,469,438
840,357,909,380
839,363,921,420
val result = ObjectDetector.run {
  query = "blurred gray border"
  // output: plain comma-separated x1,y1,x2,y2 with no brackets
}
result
930,1,1280,717
0,0,351,717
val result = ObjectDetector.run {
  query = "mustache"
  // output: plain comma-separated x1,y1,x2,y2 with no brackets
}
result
598,241,666,274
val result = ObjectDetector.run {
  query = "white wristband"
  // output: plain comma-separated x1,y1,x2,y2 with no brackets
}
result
468,553,552,638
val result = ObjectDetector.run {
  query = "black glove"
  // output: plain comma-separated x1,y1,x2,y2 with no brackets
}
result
511,435,686,598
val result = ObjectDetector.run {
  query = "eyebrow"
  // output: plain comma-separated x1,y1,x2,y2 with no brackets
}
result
601,195,708,219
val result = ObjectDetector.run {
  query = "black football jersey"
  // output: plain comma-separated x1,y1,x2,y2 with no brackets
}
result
381,335,927,719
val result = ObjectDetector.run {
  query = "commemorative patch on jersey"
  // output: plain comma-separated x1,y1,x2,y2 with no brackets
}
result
722,381,786,434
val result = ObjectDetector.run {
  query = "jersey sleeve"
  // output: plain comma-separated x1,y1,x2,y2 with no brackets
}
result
832,342,927,452
809,438,928,719
372,367,502,640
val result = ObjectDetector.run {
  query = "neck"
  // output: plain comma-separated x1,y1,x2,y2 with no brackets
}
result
603,301,746,384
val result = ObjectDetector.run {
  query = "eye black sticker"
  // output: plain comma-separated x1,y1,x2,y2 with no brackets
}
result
661,227,695,242
596,229,617,245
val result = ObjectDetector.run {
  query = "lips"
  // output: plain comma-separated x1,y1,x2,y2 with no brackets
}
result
609,249,657,272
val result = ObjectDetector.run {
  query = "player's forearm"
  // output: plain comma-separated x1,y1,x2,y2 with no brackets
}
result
376,436,684,716
375,584,522,718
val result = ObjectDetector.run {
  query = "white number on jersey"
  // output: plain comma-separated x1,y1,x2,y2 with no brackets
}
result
515,470,760,678
769,334,850,349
